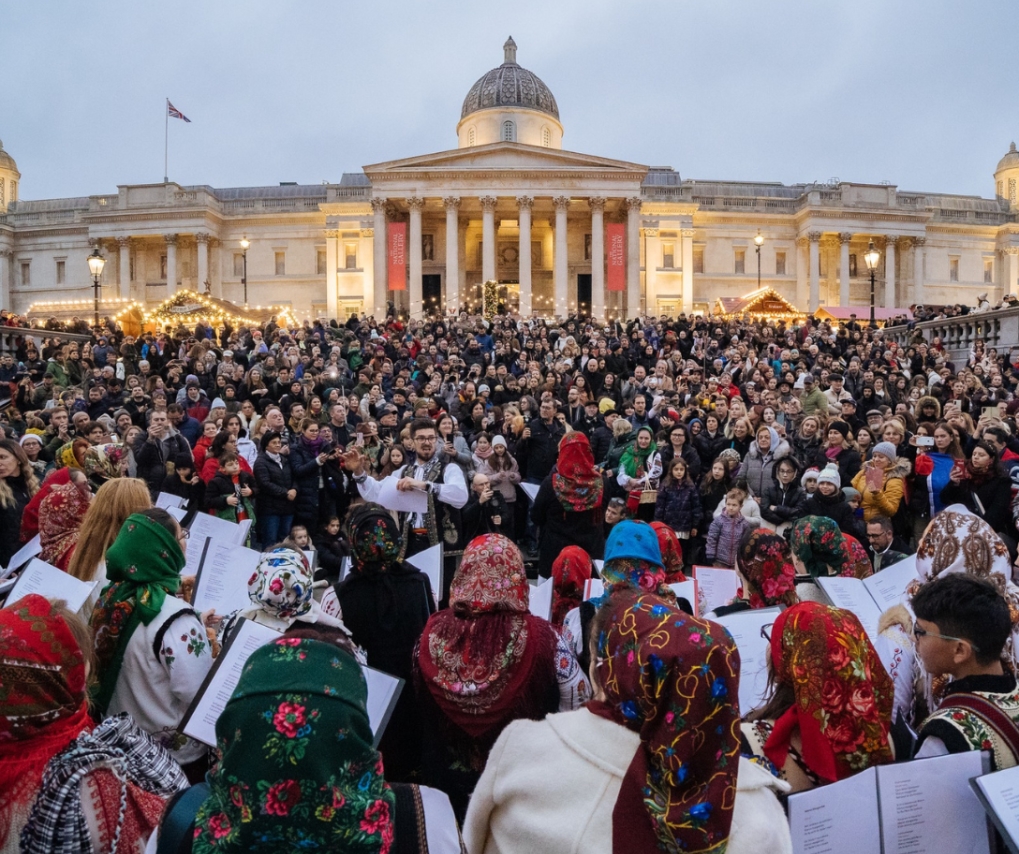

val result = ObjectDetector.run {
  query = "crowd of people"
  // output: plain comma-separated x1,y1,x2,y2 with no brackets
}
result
2,303,1019,852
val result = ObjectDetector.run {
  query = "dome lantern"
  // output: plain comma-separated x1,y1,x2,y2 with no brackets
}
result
994,141,1019,209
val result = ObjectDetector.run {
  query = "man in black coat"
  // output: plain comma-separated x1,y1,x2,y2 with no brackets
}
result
135,409,193,499
515,398,566,483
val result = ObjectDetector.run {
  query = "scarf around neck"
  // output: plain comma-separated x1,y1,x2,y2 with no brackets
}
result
620,428,657,479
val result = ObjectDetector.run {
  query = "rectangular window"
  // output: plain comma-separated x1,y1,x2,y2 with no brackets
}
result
849,254,858,278
233,254,245,277
693,246,704,273
775,251,787,276
317,250,327,275
985,258,994,283
275,251,286,276
950,257,960,282
734,248,745,275
56,260,65,284
20,262,29,286
344,243,358,269
662,242,675,269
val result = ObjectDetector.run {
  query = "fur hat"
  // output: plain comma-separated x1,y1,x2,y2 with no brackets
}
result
801,467,820,487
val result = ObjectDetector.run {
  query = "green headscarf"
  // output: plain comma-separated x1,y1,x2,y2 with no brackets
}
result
619,426,658,478
787,515,849,579
192,637,395,853
89,513,185,713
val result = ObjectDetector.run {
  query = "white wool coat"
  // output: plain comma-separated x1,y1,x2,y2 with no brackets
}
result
462,707,791,854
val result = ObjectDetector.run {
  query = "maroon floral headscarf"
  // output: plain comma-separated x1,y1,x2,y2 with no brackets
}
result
737,530,798,608
551,546,593,626
552,432,604,512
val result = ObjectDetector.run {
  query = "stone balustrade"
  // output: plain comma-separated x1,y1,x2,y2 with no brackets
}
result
884,306,1019,363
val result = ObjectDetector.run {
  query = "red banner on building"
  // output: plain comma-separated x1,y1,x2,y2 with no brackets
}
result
388,222,406,291
606,223,625,292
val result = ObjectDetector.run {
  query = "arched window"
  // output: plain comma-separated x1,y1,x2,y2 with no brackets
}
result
542,127,551,148
502,121,515,142
467,127,476,147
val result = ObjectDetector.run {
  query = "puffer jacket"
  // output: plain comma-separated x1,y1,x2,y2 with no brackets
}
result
706,511,750,567
737,431,791,499
654,481,703,534
760,479,807,527
851,458,911,523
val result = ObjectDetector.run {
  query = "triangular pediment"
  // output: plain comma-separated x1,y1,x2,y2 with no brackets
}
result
364,142,648,177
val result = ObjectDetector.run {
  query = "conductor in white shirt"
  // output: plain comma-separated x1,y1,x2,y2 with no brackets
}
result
344,417,468,603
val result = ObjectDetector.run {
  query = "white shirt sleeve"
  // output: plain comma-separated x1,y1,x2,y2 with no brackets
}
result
434,459,468,509
158,611,214,709
356,468,398,502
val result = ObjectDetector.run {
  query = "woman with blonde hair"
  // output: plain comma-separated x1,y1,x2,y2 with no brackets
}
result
67,477,152,614
0,438,39,568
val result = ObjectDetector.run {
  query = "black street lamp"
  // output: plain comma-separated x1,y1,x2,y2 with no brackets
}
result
864,240,881,329
87,247,106,332
754,229,764,291
240,236,250,307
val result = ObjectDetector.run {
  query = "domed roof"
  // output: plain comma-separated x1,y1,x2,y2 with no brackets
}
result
461,37,559,121
0,139,17,173
997,142,1019,173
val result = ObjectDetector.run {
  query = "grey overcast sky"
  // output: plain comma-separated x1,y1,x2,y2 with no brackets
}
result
4,0,1017,201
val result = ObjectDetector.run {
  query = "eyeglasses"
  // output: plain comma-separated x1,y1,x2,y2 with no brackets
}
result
177,529,190,541
913,624,978,653
760,623,774,642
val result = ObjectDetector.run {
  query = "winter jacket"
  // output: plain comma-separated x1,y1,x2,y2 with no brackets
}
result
289,440,325,523
659,443,702,484
851,459,911,523
810,445,862,485
694,430,727,470
802,490,865,541
706,512,749,566
135,429,192,498
204,470,257,523
0,476,32,568
516,417,566,482
760,480,808,527
253,451,295,517
654,481,702,534
941,472,1016,537
737,436,791,499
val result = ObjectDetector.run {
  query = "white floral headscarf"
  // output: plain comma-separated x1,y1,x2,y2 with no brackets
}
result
240,548,347,633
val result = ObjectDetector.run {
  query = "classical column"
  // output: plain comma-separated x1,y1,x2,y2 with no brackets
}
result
914,237,926,304
518,196,533,318
808,232,822,311
195,233,210,295
0,250,11,309
796,237,808,309
164,234,178,294
839,232,852,307
884,236,897,308
371,198,387,319
480,196,497,285
643,227,659,312
681,229,695,314
589,198,605,320
117,237,131,300
360,228,374,318
325,229,338,319
1005,247,1019,296
626,197,642,319
407,197,424,319
443,197,460,315
553,196,570,317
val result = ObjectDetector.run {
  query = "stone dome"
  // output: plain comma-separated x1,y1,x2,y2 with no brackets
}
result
997,142,1019,173
461,37,559,121
0,139,17,173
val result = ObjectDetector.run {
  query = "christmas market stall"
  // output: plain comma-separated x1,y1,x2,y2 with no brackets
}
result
713,287,808,324
114,290,297,333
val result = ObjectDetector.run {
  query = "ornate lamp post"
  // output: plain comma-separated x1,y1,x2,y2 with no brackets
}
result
754,229,764,291
864,240,881,329
87,247,106,332
240,237,250,307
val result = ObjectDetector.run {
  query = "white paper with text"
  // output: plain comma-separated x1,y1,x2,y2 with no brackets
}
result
789,767,880,854
693,566,740,616
191,541,261,615
528,576,554,620
6,559,97,614
712,607,781,716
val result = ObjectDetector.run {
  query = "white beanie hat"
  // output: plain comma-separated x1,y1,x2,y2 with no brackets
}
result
817,464,841,489
491,434,507,449
801,467,819,487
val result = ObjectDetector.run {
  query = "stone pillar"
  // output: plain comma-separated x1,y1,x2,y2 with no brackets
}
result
1005,247,1019,296
681,229,695,314
518,196,533,318
643,228,659,312
407,197,424,319
553,196,570,317
360,228,374,319
195,233,210,295
884,236,897,308
0,250,11,310
480,196,497,286
796,237,808,309
626,197,642,319
914,237,926,305
808,232,822,311
325,229,338,319
839,232,852,307
589,198,605,321
443,197,460,315
164,234,178,294
117,237,131,300
371,198,387,319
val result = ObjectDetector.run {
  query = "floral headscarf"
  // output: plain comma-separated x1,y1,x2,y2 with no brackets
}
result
192,637,395,853
601,521,675,601
38,481,91,572
738,530,798,608
241,548,347,633
83,443,127,483
788,515,872,579
90,514,185,713
56,439,89,471
349,505,402,576
764,602,894,784
590,591,740,853
551,546,593,626
650,522,686,583
619,427,657,479
551,432,604,512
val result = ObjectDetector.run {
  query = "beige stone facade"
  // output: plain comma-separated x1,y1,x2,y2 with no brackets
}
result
1,39,1018,322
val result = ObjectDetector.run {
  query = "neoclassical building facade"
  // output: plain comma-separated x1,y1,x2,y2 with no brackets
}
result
1,38,1018,322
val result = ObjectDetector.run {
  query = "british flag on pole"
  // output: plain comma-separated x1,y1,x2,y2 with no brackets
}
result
167,101,191,123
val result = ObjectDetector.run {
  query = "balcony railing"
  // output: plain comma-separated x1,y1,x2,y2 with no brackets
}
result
884,305,1019,363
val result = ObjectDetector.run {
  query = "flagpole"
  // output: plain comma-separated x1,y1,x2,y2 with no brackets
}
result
164,97,169,183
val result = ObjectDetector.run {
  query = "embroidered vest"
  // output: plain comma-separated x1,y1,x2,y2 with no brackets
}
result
397,459,463,560
923,686,1019,770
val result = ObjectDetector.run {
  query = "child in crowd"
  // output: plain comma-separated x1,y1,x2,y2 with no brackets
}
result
654,457,702,541
313,515,347,582
604,496,627,539
289,524,312,550
205,451,256,533
706,489,749,567
158,452,204,527
801,467,819,495
843,486,863,517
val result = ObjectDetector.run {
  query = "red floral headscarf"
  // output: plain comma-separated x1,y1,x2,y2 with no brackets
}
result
764,602,894,783
39,481,91,572
591,590,740,853
650,522,686,583
552,432,604,513
551,546,593,626
737,530,798,608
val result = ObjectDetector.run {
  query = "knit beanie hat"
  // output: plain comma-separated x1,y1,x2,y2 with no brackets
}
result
841,487,861,501
801,468,820,487
817,464,841,489
828,420,850,439
872,442,897,462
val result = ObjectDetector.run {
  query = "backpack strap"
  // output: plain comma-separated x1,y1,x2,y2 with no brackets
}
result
156,782,210,854
942,692,1019,765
